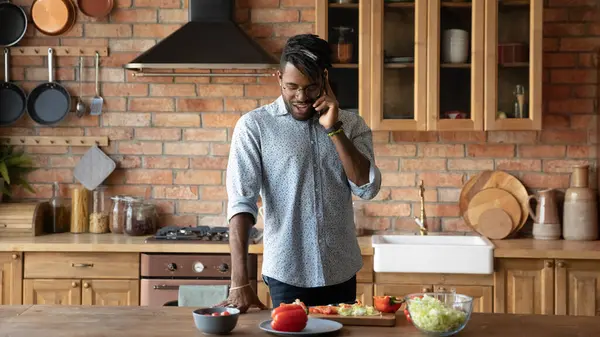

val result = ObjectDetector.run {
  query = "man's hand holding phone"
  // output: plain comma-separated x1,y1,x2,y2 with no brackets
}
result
314,72,339,130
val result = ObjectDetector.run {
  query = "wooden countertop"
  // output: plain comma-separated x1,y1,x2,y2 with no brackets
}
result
1,305,599,337
493,238,600,259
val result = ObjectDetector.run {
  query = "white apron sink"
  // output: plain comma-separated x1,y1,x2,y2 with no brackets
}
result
372,235,494,274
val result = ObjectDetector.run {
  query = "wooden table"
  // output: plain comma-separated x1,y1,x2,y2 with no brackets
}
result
1,305,600,336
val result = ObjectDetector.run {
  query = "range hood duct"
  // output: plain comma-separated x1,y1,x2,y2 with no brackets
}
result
124,0,279,74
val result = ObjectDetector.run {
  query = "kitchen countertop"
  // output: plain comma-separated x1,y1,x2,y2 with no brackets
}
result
2,233,600,259
1,305,599,337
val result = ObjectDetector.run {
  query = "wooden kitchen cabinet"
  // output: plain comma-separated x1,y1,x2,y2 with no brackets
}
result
23,279,139,306
555,260,600,316
23,279,82,305
81,280,139,306
0,252,23,305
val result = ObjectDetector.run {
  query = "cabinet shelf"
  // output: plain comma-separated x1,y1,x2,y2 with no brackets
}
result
385,2,414,8
385,63,414,68
499,62,529,68
332,63,359,69
329,3,359,9
441,1,471,8
441,63,471,68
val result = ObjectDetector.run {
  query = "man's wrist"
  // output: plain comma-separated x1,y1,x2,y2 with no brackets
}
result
325,120,343,134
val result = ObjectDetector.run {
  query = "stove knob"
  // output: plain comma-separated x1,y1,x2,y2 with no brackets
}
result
217,263,229,273
193,262,205,273
166,263,177,272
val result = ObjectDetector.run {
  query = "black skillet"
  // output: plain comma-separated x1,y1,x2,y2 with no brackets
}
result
27,48,71,125
0,1,27,47
0,48,26,126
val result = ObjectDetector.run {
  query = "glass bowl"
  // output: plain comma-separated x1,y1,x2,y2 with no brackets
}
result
404,292,473,336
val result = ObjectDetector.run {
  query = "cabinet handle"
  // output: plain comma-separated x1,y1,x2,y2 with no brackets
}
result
83,282,90,288
72,263,94,268
11,254,19,260
557,261,565,268
71,282,78,288
545,260,554,268
0,224,6,228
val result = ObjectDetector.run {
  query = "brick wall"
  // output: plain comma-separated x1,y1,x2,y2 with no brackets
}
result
1,0,598,233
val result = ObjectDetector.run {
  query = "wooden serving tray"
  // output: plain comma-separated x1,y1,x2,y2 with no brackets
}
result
308,313,396,327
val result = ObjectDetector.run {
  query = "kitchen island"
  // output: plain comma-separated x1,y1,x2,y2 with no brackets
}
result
1,305,599,336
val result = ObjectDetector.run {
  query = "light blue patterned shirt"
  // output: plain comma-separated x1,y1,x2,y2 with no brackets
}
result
226,96,382,288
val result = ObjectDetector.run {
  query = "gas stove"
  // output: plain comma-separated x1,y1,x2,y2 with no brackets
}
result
144,226,263,244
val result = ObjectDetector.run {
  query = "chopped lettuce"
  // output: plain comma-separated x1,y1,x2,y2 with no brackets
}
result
337,303,380,316
408,295,467,332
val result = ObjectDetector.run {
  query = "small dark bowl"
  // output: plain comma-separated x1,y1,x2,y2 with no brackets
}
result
192,307,240,335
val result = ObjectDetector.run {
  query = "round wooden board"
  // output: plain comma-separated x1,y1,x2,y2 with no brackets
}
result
466,188,522,233
459,170,529,232
477,208,513,240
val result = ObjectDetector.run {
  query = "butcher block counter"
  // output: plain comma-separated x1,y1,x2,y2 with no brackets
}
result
3,232,600,259
1,305,599,337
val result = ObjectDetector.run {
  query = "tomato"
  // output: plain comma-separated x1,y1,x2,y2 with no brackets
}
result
220,311,230,316
373,296,404,313
404,308,411,323
211,313,220,316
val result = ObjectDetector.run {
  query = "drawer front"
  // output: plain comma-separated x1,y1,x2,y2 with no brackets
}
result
357,256,374,283
25,252,139,279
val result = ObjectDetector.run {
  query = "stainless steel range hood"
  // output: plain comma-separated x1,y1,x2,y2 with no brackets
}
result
124,0,279,74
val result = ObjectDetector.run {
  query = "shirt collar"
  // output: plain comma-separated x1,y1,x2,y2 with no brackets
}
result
270,96,288,116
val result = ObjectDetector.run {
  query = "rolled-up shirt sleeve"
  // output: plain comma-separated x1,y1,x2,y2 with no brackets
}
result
226,115,262,223
347,116,382,200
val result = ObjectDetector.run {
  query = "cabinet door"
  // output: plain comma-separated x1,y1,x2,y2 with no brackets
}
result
81,280,139,306
369,0,427,130
23,279,81,305
494,258,554,314
426,0,484,130
356,282,374,306
0,252,22,305
483,0,542,130
257,282,273,309
555,260,600,316
434,285,493,313
375,283,432,298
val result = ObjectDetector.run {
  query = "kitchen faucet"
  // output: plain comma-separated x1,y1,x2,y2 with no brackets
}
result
414,180,427,236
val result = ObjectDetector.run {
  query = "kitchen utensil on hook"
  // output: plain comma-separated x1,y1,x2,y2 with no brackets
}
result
77,0,113,18
0,48,27,126
0,0,28,47
76,56,86,118
30,0,77,36
90,52,103,115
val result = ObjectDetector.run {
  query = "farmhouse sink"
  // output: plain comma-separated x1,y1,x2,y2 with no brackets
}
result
372,234,494,274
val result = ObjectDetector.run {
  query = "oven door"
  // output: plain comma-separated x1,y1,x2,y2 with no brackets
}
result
140,279,257,306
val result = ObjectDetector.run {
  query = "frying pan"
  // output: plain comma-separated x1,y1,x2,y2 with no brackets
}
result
78,0,113,18
31,0,76,36
0,48,26,126
26,48,71,125
0,1,27,47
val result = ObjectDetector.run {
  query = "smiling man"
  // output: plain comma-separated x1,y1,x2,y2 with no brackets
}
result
219,34,382,312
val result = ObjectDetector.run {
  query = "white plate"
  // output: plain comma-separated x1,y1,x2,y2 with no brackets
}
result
259,317,343,336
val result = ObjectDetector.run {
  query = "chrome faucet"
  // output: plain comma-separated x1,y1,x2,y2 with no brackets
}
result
414,180,427,236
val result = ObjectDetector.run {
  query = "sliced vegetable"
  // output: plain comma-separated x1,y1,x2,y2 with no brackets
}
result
373,295,404,313
407,295,467,332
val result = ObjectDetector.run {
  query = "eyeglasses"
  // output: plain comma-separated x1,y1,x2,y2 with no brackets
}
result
281,83,322,99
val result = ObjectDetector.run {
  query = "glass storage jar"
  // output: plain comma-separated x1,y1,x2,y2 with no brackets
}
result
109,195,124,234
140,203,158,235
123,197,145,236
47,181,70,233
89,186,109,234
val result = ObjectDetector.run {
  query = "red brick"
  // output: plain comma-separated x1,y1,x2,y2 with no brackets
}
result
133,24,181,38
111,8,157,22
153,113,201,127
543,159,592,173
419,173,465,187
158,9,187,22
25,68,74,81
570,115,596,129
85,24,132,37
211,76,258,84
441,218,473,232
544,38,560,52
191,157,229,170
129,98,174,112
184,129,227,142
375,158,399,171
273,23,314,37
543,53,578,67
144,156,189,169
178,99,224,112
281,0,313,7
573,85,597,98
578,53,596,67
200,186,228,201
540,130,587,143
197,85,244,97
125,170,172,184
467,144,515,158
544,23,586,37
83,68,125,83
135,128,181,141
165,143,210,156
25,146,69,155
154,186,198,200
134,0,180,8
103,113,151,127
569,8,600,22
109,39,156,52
117,156,142,169
301,9,315,22
590,23,600,35
27,169,73,183
178,201,223,214
567,145,596,158
543,85,571,100
86,128,133,140
551,69,597,83
237,0,280,8
225,99,259,112
119,141,163,155
154,201,175,214
560,37,600,52
400,159,446,171
390,188,437,202
211,144,231,156
548,0,599,6
425,204,460,217
363,203,411,217
38,128,84,136
487,131,537,144
99,97,128,112
438,131,486,143
544,8,569,22
160,215,198,227
103,83,148,96
447,159,494,171
374,144,417,157
246,24,275,38
174,170,222,185
392,131,438,143
419,144,464,157
519,145,566,158
394,217,440,233
549,99,595,114
438,189,461,203
372,131,390,143
245,84,281,97
202,113,241,128
381,173,415,187
521,173,570,189
251,9,299,23
542,114,570,129
495,159,542,171
150,84,196,96
48,156,79,168
235,8,250,23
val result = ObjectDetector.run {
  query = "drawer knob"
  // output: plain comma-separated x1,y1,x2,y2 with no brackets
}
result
545,261,554,268
557,261,565,268
71,282,78,288
72,263,94,268
83,282,90,288
11,254,19,260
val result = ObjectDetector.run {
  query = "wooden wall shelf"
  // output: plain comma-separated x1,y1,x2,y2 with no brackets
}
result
0,137,109,147
6,47,109,57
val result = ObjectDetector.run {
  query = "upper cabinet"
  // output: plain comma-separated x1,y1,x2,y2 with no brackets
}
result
315,0,542,132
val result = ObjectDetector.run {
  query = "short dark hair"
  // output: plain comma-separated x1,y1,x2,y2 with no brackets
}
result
280,34,332,83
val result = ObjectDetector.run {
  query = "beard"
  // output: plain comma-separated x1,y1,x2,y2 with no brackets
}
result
284,97,318,121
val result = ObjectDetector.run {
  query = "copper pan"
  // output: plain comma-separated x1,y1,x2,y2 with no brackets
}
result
31,0,76,36
78,0,113,18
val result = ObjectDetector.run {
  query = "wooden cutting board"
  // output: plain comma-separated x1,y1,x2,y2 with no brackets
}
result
459,170,529,233
466,188,522,235
308,313,396,327
477,207,514,239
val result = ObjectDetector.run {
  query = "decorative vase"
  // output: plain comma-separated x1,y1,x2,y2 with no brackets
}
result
563,165,598,241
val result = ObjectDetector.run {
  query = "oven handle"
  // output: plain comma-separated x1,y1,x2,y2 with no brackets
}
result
153,284,232,291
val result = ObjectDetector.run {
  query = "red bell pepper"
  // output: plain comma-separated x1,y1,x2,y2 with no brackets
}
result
271,299,308,332
373,295,405,313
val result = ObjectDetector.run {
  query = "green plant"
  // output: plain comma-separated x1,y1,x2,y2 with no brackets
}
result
0,144,36,197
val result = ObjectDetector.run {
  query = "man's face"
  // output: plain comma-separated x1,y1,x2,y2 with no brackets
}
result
278,63,323,121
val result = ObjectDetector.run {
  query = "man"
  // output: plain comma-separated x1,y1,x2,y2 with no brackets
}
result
219,34,381,313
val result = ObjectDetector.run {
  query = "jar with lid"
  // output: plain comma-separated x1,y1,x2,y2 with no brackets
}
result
89,186,109,234
47,182,70,233
109,196,125,234
123,197,145,236
140,203,158,235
